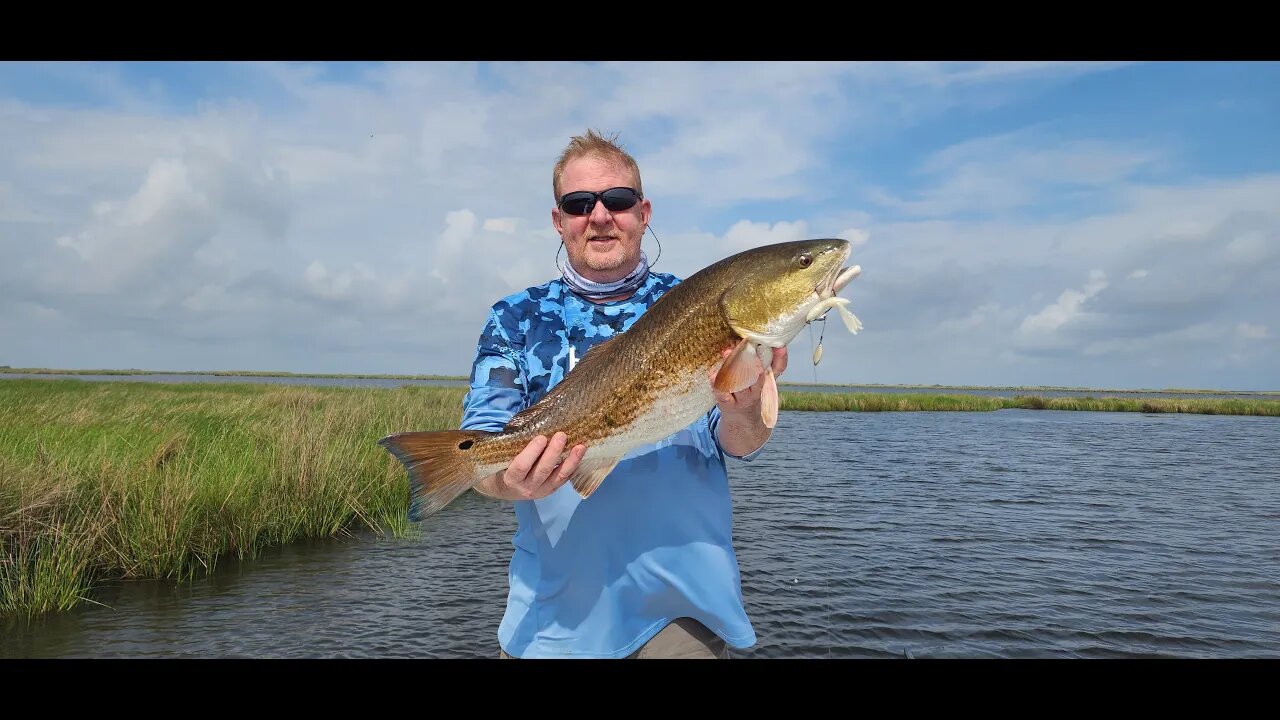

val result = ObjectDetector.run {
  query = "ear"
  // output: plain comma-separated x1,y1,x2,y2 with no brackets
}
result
552,206,564,234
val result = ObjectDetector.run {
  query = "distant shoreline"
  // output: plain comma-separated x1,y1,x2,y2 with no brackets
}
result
777,381,1280,396
3,367,1276,396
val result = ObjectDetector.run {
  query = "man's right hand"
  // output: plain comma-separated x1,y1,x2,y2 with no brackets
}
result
475,432,588,501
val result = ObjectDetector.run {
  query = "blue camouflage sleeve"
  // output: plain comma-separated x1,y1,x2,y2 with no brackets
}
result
460,305,527,433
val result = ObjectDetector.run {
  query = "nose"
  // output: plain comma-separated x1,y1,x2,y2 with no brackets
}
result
587,197,614,224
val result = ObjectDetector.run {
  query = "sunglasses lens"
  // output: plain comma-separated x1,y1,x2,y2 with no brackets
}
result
559,188,641,216
559,192,595,216
601,187,640,211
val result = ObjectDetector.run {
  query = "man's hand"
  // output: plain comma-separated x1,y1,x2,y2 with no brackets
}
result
710,345,787,457
475,432,587,501
712,345,788,415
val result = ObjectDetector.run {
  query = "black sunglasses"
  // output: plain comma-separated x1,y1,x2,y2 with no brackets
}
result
557,186,643,216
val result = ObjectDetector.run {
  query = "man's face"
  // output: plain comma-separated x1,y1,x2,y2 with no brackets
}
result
552,155,652,283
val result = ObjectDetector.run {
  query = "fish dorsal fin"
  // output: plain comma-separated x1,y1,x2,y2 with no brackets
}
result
713,337,764,395
567,454,622,499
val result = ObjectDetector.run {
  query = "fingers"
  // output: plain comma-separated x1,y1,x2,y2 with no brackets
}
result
503,433,583,500
717,376,761,409
505,434,549,485
773,346,788,377
548,443,588,487
710,343,788,404
528,431,569,487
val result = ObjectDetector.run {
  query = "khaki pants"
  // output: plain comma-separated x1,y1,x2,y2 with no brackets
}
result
499,617,728,659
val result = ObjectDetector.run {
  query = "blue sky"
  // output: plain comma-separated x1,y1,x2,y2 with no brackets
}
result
2,61,1277,390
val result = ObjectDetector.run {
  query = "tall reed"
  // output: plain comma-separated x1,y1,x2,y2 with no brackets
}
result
0,380,466,618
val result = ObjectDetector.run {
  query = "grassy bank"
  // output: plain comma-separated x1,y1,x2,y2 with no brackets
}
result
4,379,1277,618
0,379,462,618
2,367,467,381
779,381,1279,397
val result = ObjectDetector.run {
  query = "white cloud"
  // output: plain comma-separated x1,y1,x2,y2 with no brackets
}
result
1223,230,1272,266
1080,322,1224,358
872,131,1163,218
939,302,1014,333
482,218,519,234
838,227,870,247
1017,269,1109,340
304,261,377,300
721,220,810,256
1237,322,1268,340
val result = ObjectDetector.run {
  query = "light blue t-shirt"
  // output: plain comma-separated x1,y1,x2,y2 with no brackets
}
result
459,271,762,658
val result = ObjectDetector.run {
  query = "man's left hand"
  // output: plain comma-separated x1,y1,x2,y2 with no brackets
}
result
711,345,788,418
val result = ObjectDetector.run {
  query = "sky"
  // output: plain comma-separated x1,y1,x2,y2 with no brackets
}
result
1,61,1277,390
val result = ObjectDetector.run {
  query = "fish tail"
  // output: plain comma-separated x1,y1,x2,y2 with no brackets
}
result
378,430,497,520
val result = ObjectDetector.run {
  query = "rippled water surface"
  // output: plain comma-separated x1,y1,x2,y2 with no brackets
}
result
3,410,1277,658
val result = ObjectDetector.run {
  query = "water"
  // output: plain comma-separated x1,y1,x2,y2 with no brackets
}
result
3,372,1273,400
2,410,1277,658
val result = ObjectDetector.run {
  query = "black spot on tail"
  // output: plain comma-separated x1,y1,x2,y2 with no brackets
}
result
458,440,474,450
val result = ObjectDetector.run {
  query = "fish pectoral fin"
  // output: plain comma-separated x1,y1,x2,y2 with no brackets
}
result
760,367,779,429
713,338,764,395
566,455,622,499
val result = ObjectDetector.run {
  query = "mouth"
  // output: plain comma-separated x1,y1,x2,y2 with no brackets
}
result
803,246,863,333
817,250,861,298
830,264,862,294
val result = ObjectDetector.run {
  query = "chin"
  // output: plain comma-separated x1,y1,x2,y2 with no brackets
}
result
580,246,624,268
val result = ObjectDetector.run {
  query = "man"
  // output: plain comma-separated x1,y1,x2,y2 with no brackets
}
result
460,129,787,658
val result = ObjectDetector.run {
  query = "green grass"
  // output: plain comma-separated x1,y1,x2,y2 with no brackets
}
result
0,380,465,618
3,378,1277,618
778,381,1279,396
3,367,467,381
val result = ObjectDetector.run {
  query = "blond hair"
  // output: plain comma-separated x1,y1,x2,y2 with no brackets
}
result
552,129,643,200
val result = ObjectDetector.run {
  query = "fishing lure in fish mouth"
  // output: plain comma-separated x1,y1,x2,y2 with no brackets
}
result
811,317,826,367
807,264,863,367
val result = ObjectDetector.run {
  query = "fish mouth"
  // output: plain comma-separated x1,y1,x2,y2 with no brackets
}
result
817,247,861,298
801,244,863,335
829,264,862,294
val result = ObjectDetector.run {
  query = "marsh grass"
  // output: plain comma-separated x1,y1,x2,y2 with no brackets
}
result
0,380,464,618
3,367,467,381
3,379,1276,618
780,392,1006,412
1002,395,1279,415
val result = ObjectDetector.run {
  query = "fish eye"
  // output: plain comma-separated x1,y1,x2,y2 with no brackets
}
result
797,253,813,268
